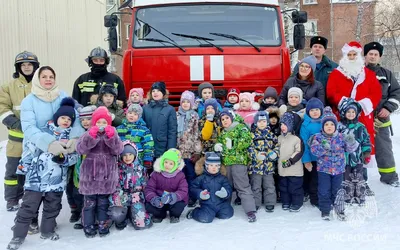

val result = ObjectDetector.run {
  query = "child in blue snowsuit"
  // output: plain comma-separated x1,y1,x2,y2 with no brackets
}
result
186,152,233,223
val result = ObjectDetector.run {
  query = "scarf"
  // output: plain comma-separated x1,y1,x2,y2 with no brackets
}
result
177,106,195,137
31,68,60,102
161,170,180,178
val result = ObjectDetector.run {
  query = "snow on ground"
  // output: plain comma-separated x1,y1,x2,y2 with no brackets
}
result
0,117,400,250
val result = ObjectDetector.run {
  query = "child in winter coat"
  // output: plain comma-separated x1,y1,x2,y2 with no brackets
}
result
117,104,154,170
142,82,177,162
76,106,124,237
97,83,125,127
215,108,257,222
259,87,278,111
127,88,145,107
198,98,222,154
300,97,324,207
337,98,371,206
186,152,233,223
9,100,79,248
279,87,306,119
196,82,222,116
248,111,280,212
177,90,202,206
278,112,304,212
309,107,358,220
234,92,260,128
145,149,188,223
109,141,152,230
224,88,240,108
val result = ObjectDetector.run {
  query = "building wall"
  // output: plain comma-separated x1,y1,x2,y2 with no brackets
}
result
0,0,108,140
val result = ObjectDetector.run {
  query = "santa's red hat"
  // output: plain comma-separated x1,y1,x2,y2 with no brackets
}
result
342,41,362,55
91,106,112,126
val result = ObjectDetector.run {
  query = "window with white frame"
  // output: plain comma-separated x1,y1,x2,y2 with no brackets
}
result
303,0,318,5
304,20,318,37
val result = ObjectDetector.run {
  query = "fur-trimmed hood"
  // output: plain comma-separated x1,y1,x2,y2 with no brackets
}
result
153,156,185,173
233,102,260,111
195,156,227,176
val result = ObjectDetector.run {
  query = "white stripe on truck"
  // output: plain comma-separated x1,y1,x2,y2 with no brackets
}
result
210,55,224,80
190,56,204,81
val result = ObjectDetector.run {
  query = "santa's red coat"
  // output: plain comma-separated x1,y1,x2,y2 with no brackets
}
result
326,67,382,157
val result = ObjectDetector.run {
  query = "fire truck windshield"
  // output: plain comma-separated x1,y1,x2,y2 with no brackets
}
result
133,4,281,48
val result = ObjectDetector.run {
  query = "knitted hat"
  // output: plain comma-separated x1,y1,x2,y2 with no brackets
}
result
160,148,181,173
99,83,118,97
180,90,195,109
280,112,295,133
364,42,383,57
204,98,219,114
338,97,362,120
91,106,112,126
151,81,167,96
219,108,234,123
254,111,269,124
78,105,97,120
198,82,214,98
129,88,144,102
306,97,324,117
227,88,240,101
205,152,221,166
300,55,317,73
264,87,278,101
310,36,328,49
53,97,76,126
127,104,143,118
321,106,338,128
288,87,303,101
121,141,138,157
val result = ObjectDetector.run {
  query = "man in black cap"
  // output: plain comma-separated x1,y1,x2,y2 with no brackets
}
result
292,36,338,89
364,41,400,187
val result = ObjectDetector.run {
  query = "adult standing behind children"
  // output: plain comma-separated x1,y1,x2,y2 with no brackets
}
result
279,55,325,107
143,82,177,167
0,51,39,212
292,36,338,89
72,47,126,107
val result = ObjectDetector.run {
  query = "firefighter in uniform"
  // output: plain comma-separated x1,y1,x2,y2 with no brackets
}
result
0,51,39,211
364,42,400,187
72,47,126,107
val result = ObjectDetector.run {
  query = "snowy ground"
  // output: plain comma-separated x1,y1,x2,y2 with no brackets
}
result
0,119,400,250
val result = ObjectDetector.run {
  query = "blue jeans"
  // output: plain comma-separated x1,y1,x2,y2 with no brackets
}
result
318,172,343,213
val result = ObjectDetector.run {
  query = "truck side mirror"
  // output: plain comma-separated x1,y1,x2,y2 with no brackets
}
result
293,24,305,50
104,15,118,28
107,27,118,52
292,11,307,24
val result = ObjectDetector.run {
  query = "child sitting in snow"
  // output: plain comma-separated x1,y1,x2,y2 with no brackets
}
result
279,87,306,119
234,92,260,128
109,141,152,230
127,88,145,107
259,87,278,111
145,149,188,223
196,82,222,116
309,107,358,221
96,83,125,127
176,90,202,207
224,88,240,108
248,111,280,212
186,152,233,223
278,112,304,212
117,104,154,170
336,98,371,207
76,106,124,237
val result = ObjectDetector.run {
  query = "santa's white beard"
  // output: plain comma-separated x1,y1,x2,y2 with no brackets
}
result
339,56,365,78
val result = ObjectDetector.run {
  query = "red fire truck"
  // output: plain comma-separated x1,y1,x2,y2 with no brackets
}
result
105,0,307,105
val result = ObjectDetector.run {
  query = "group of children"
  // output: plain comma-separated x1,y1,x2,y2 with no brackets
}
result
7,80,372,249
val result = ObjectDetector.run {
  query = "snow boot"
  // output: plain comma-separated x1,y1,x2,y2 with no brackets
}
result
98,221,110,237
170,216,180,223
321,212,330,221
7,237,24,250
336,212,346,221
74,223,83,230
115,220,128,230
188,199,197,207
6,201,19,212
303,193,310,202
69,211,81,223
152,217,163,223
234,197,241,206
186,209,194,219
365,184,375,196
84,225,97,238
389,180,400,187
265,205,274,213
40,232,59,241
282,204,290,211
28,222,39,235
289,205,302,212
247,211,257,223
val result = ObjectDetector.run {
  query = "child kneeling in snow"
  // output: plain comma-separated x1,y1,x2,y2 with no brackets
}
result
108,141,152,230
186,152,233,223
145,149,188,223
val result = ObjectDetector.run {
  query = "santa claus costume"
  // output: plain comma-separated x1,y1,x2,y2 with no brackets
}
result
326,41,382,168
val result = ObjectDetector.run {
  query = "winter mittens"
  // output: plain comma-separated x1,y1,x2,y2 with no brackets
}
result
89,126,99,138
225,138,232,149
257,152,266,161
215,187,228,199
363,152,371,164
105,125,115,138
199,190,210,200
161,193,178,205
214,138,232,152
214,143,223,152
150,197,164,208
282,159,292,168
344,133,359,153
